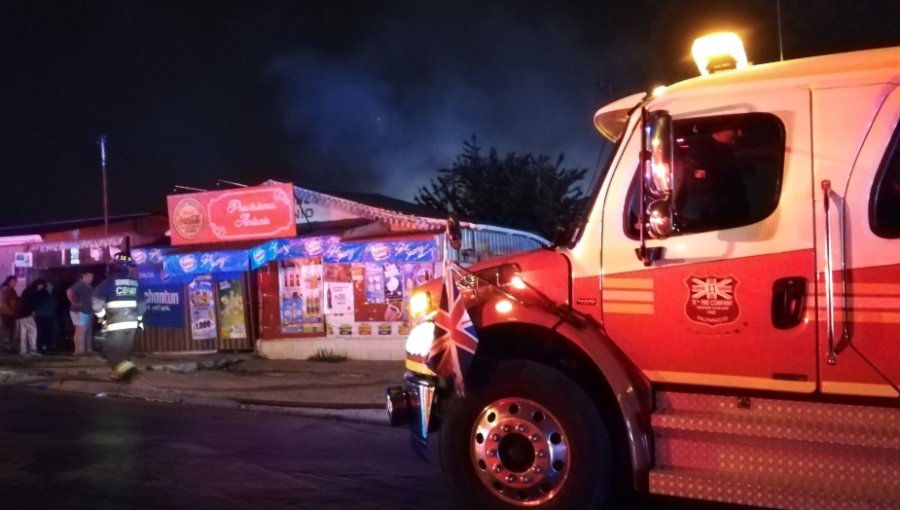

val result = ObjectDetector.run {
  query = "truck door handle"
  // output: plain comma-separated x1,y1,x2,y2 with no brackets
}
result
772,277,807,329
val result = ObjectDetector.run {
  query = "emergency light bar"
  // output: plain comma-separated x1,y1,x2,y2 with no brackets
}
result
692,32,749,76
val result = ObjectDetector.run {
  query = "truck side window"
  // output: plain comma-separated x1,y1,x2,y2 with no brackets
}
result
625,112,785,238
870,126,900,238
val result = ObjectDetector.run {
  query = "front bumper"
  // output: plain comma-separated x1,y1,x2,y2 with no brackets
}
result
385,373,438,455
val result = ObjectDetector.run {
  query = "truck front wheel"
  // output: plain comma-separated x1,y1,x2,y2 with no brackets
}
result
439,359,612,510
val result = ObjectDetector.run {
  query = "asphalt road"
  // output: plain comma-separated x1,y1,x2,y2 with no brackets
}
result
0,387,754,510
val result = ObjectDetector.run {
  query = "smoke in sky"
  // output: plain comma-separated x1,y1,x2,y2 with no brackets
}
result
265,3,657,201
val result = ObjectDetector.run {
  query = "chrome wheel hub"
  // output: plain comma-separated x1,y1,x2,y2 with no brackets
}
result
470,397,569,505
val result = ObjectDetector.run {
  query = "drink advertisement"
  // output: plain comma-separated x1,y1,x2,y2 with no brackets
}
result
189,278,217,340
217,278,247,339
279,257,324,334
324,282,353,314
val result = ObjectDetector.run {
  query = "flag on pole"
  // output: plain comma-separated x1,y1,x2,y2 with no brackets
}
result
426,261,479,394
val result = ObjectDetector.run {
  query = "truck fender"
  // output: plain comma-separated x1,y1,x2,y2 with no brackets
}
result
474,300,653,490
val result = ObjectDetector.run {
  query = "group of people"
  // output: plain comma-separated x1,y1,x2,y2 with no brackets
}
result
0,272,96,356
0,253,143,381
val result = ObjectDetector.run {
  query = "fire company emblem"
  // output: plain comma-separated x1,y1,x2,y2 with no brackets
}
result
685,275,740,325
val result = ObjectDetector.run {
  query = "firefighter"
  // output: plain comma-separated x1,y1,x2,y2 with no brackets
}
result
92,252,145,381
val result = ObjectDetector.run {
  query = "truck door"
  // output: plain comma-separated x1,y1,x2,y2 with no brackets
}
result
816,84,900,398
599,89,818,393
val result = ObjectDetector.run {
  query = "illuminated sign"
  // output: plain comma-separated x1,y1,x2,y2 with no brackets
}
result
166,183,296,246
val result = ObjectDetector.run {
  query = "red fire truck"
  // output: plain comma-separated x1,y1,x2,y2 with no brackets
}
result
387,38,900,510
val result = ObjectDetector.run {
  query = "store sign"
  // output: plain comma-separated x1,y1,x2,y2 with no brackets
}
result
166,183,296,246
142,285,186,328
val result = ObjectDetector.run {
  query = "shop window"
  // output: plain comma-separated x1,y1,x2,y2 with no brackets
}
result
870,125,900,238
625,112,785,237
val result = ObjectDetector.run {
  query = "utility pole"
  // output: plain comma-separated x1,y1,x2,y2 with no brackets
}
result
99,134,109,242
777,0,785,61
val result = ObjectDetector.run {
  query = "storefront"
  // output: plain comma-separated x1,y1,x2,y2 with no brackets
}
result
0,213,169,352
133,181,545,359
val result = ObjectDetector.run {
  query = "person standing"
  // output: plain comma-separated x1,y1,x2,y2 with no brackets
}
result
17,279,42,355
67,271,94,355
34,280,60,354
93,253,145,381
0,275,19,352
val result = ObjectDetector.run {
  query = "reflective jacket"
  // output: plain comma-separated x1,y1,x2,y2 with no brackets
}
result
92,274,146,332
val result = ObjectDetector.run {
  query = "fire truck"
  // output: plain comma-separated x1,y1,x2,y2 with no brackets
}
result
386,36,900,510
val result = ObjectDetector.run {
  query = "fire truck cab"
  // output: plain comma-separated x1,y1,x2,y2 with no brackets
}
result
387,43,900,510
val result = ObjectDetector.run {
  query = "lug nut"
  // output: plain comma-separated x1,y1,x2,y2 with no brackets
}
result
493,464,504,473
516,424,527,433
537,449,547,458
522,476,533,484
534,466,544,474
506,474,517,483
502,425,511,433
488,449,498,457
491,434,501,442
530,434,540,442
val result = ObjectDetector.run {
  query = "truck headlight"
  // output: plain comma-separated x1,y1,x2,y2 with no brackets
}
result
408,290,435,322
405,321,436,357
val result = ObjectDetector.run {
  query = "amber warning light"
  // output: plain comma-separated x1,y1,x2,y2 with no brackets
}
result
692,32,749,76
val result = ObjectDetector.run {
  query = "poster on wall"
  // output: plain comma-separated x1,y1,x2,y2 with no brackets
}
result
188,278,217,340
142,285,186,328
217,278,246,339
352,261,434,324
279,257,324,334
324,282,353,314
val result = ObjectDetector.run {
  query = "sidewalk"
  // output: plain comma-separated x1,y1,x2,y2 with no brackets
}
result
0,352,404,425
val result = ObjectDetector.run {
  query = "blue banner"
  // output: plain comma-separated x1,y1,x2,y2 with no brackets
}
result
141,284,186,328
249,237,436,267
137,264,193,285
132,248,169,265
164,250,249,277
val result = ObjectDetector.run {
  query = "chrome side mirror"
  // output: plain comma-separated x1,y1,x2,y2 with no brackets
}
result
643,110,674,200
646,199,674,239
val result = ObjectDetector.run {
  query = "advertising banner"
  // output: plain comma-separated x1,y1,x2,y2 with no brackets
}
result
167,182,296,246
217,278,247,339
249,237,437,269
142,285,186,328
278,258,324,334
163,250,249,278
188,279,217,340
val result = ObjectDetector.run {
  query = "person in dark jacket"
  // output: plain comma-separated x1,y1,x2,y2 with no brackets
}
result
93,253,146,381
18,279,44,354
0,275,20,352
33,280,60,354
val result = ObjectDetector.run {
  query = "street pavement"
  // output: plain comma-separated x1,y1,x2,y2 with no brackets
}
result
0,352,403,425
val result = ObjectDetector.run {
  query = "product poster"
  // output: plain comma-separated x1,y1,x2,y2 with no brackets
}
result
279,257,324,334
364,263,385,304
217,278,246,339
324,282,353,314
188,278,217,340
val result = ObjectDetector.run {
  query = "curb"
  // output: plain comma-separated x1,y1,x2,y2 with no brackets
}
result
33,377,389,426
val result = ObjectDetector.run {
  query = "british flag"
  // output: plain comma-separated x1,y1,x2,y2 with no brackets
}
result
426,261,479,394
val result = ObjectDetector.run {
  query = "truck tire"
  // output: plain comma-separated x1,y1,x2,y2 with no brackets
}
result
439,359,612,510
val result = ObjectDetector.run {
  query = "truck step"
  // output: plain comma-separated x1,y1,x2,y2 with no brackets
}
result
649,391,900,509
650,467,899,510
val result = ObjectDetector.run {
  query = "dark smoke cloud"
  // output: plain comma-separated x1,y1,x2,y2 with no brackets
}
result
266,2,657,200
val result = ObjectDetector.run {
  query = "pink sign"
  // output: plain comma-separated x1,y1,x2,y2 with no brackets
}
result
167,183,296,246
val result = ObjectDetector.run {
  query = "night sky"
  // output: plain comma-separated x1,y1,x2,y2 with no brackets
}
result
2,0,899,226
